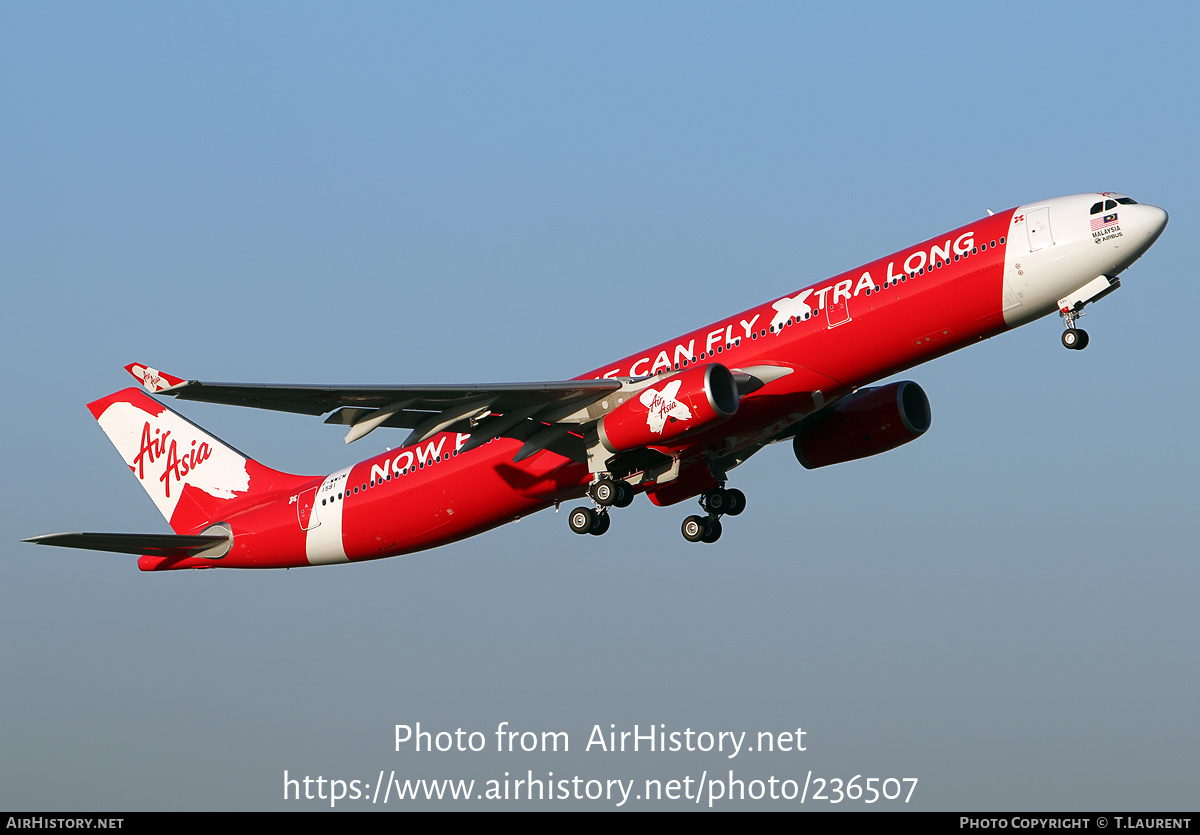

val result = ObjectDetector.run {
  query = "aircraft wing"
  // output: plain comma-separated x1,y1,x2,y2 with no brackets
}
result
125,362,622,456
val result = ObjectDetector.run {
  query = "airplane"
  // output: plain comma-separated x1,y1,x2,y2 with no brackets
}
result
26,192,1168,570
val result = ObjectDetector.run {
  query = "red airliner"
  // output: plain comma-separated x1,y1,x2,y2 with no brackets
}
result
27,193,1167,569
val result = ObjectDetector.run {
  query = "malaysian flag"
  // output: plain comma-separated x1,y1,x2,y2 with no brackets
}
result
1091,212,1118,231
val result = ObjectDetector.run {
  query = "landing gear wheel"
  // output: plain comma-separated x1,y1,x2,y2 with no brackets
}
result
569,506,596,535
724,488,746,516
612,481,634,508
682,515,707,543
1062,329,1089,350
700,517,722,543
589,479,617,507
588,512,611,536
701,488,728,514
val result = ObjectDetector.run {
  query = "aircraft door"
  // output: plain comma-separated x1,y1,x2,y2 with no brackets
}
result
297,486,320,531
1026,206,1054,251
826,280,852,328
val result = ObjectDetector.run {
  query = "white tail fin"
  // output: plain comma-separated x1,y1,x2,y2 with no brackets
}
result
88,388,311,534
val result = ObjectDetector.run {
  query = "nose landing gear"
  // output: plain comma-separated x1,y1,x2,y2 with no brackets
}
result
1060,307,1089,351
1058,275,1118,351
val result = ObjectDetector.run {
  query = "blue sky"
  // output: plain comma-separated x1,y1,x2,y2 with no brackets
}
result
2,2,1196,810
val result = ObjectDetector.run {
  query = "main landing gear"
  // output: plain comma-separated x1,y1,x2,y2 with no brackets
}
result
681,486,746,544
568,476,634,537
567,478,747,543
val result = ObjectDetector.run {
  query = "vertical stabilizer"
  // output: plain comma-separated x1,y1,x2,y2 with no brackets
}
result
88,388,312,534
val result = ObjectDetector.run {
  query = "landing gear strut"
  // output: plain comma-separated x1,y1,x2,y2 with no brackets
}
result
682,486,747,544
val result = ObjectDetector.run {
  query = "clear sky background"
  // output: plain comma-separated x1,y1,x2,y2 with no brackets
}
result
2,2,1195,811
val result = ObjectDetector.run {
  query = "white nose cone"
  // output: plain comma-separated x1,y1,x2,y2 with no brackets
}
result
1122,203,1168,265
1141,204,1169,245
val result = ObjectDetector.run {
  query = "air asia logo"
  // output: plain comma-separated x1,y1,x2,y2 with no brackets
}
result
770,289,815,330
132,421,212,498
129,365,169,392
640,381,693,434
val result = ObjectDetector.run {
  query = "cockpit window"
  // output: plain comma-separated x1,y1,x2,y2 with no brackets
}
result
1092,196,1139,214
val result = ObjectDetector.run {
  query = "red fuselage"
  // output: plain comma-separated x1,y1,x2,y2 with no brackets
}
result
124,193,1167,570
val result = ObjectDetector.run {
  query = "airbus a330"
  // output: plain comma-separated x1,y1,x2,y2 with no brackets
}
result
27,193,1167,569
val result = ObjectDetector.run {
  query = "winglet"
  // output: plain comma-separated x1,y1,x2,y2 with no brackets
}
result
125,363,187,393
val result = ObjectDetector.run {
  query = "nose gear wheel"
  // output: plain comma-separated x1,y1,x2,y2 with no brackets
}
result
1061,328,1089,350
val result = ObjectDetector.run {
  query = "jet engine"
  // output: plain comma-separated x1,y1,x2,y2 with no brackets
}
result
793,381,930,469
598,363,739,453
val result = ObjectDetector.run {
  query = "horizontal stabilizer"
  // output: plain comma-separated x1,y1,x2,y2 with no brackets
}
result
25,531,231,559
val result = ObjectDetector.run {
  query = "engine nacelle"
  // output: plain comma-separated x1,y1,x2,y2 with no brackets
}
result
793,381,930,469
599,364,739,454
